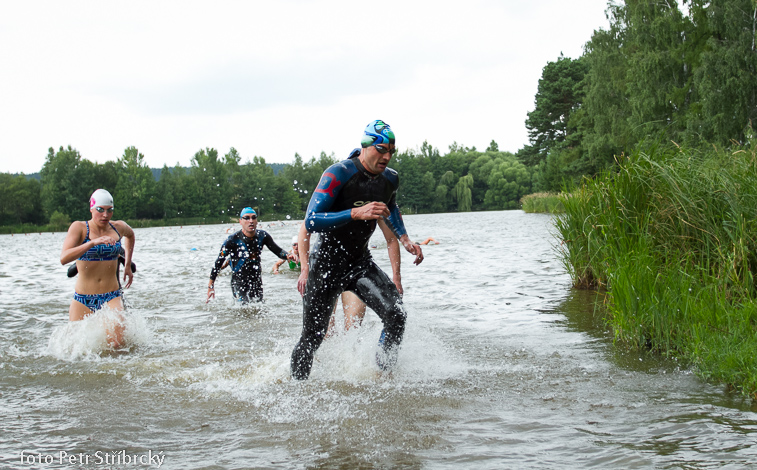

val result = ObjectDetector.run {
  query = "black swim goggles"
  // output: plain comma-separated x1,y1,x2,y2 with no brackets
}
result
373,144,397,155
94,207,114,213
241,215,257,221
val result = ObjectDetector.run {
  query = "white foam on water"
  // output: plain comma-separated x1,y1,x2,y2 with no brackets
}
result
186,315,467,410
45,307,151,361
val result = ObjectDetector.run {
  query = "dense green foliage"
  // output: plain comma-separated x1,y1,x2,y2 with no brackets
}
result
540,0,757,397
2,141,534,229
524,0,757,190
0,173,43,225
555,140,757,396
5,2,754,225
391,141,531,213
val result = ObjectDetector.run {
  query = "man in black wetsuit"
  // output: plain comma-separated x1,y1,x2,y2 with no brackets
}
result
207,207,291,303
291,119,423,379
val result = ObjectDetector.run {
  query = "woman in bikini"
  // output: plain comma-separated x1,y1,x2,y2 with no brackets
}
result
60,189,136,348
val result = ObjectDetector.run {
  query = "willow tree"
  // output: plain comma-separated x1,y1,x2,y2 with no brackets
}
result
453,174,474,212
485,159,532,209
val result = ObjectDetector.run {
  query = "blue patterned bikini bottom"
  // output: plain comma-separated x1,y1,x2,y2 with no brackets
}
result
73,290,122,312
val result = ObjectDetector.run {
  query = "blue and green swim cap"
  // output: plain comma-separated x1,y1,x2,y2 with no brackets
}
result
360,120,395,148
240,207,256,217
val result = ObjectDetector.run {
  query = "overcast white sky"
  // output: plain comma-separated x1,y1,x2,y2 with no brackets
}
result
0,0,610,174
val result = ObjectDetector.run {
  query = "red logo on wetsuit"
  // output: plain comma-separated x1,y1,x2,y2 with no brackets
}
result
315,172,341,197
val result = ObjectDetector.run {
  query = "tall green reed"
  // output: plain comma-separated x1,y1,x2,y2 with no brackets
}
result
555,139,757,397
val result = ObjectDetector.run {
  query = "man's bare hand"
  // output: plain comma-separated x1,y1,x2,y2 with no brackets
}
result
393,274,403,296
400,235,424,265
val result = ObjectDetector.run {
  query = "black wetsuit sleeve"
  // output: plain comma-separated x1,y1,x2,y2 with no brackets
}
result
263,233,288,260
209,239,232,281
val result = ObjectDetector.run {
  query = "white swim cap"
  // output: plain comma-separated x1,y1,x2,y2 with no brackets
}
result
291,235,298,245
90,189,114,208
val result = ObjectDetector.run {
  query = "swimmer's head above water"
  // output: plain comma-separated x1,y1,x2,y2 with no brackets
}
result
89,189,114,221
239,207,258,236
90,189,114,209
360,120,395,148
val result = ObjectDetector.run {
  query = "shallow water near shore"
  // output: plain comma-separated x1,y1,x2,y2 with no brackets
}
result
1,211,755,469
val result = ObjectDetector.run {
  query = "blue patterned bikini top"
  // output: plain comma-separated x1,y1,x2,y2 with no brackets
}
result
77,221,123,261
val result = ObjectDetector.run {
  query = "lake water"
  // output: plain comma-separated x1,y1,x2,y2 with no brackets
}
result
1,211,755,469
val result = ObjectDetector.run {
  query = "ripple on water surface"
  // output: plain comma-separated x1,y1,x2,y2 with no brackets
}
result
1,212,756,469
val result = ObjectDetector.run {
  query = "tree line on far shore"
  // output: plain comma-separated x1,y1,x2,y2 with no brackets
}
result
3,0,755,231
0,141,537,230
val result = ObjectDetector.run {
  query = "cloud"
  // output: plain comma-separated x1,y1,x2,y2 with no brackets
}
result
0,0,611,173
90,57,409,116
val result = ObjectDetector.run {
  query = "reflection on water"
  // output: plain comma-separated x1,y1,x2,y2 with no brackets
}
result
0,211,755,469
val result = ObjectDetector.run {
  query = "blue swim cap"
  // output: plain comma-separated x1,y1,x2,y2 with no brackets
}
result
240,207,256,217
360,120,395,148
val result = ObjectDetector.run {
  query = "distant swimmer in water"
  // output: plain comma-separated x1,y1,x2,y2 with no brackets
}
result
273,236,301,274
295,220,402,336
59,189,136,348
207,207,293,304
290,120,423,379
416,237,440,245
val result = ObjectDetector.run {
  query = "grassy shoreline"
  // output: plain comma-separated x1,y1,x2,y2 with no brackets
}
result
554,140,757,398
521,192,564,213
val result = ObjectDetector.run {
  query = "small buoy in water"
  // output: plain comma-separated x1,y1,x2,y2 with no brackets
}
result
190,248,198,251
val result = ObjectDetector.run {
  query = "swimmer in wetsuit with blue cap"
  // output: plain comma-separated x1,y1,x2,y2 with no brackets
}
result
290,119,424,380
59,189,136,348
295,217,403,336
207,207,292,304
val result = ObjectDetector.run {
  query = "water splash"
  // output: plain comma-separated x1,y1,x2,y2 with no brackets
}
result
46,308,150,361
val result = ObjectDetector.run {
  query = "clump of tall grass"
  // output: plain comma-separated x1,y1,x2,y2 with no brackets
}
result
521,192,565,213
555,139,757,398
